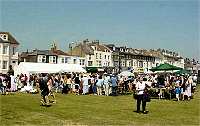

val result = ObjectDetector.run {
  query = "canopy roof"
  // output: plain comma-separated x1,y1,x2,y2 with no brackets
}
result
150,63,182,72
14,62,86,76
119,71,134,77
174,69,191,75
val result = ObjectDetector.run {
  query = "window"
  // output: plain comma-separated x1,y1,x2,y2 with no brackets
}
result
98,61,102,66
12,61,16,64
88,61,93,66
49,56,56,63
89,55,92,60
79,59,85,66
42,56,46,62
61,57,68,63
139,61,143,67
73,59,76,64
64,57,68,63
3,46,8,54
121,61,125,67
108,62,110,66
105,55,107,59
38,55,46,63
82,60,85,65
96,53,98,59
0,34,8,41
99,53,102,59
3,35,7,40
108,56,110,60
143,62,146,67
3,61,8,69
53,57,56,63
129,61,131,67
13,47,16,55
61,58,64,63
134,62,137,66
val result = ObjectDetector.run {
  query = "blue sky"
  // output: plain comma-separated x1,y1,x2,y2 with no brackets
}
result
1,0,199,60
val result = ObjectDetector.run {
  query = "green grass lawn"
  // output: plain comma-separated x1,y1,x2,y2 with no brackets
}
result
0,86,200,126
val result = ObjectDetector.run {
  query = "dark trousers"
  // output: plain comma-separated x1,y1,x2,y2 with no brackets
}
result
137,94,146,112
112,86,118,96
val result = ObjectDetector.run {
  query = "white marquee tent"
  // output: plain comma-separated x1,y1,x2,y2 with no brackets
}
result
14,62,86,76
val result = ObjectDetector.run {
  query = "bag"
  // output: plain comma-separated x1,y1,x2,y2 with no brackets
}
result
144,93,151,102
133,93,137,99
146,94,151,102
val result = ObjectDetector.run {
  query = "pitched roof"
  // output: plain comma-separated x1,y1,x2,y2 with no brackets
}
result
70,43,94,57
0,32,20,45
51,50,70,56
20,49,69,57
89,43,112,52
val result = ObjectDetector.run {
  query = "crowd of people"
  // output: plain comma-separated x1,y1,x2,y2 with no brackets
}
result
0,71,198,107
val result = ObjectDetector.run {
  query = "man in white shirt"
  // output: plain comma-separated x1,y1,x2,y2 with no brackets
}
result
135,78,146,113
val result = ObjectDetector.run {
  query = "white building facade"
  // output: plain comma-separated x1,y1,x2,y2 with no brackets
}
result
58,55,86,67
88,44,113,67
0,32,19,74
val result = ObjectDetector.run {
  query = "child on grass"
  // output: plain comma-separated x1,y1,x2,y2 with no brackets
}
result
175,83,181,101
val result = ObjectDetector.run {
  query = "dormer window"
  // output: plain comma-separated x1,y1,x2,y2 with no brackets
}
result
0,34,8,41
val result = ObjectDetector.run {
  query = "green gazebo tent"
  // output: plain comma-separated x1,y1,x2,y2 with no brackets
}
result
174,69,191,75
150,63,182,72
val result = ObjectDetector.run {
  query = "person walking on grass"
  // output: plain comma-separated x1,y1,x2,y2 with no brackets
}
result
39,75,50,106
